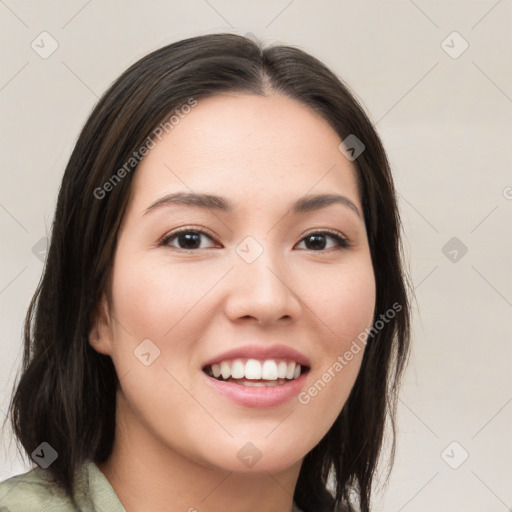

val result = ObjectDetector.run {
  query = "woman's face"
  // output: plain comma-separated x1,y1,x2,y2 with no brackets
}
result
92,92,376,473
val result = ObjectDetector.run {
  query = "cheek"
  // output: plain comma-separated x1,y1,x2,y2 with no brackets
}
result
109,254,224,343
105,255,222,438
302,256,376,351
106,254,231,401
330,274,375,350
296,257,375,422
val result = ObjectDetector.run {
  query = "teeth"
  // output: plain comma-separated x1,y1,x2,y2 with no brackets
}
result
206,358,304,381
277,361,287,379
211,364,221,378
231,359,245,379
220,361,231,380
285,362,296,380
240,380,286,387
245,359,261,379
261,360,278,380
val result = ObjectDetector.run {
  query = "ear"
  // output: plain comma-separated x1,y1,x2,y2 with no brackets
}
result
89,292,114,356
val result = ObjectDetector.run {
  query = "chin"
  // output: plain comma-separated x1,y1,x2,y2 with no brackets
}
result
194,436,311,474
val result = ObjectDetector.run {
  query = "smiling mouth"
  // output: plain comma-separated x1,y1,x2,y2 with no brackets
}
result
203,358,309,387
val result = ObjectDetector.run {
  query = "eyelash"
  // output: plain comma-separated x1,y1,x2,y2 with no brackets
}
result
158,227,352,253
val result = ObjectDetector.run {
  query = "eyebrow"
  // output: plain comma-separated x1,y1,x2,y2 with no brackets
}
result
143,192,362,219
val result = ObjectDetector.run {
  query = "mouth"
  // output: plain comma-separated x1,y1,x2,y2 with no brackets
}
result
202,358,310,387
201,344,311,407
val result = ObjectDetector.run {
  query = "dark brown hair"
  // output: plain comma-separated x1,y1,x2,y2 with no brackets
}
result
6,33,411,512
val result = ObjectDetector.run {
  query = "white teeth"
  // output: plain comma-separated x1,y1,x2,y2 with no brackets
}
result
261,360,278,380
285,362,296,380
206,358,304,381
240,380,285,388
245,359,262,379
220,361,231,380
241,380,285,387
240,380,267,387
231,359,245,379
211,364,221,378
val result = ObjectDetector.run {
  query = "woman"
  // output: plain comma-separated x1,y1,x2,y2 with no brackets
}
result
0,33,411,512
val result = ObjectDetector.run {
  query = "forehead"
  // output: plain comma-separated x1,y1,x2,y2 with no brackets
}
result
129,93,361,213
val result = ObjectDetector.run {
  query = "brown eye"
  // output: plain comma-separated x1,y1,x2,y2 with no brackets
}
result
160,229,217,251
296,231,350,251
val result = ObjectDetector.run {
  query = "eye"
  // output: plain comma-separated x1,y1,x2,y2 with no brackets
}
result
159,228,351,252
295,230,351,252
159,228,218,251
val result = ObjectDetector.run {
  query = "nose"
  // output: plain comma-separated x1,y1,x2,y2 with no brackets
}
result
223,246,302,326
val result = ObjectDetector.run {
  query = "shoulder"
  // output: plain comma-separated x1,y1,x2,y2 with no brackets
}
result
0,466,76,512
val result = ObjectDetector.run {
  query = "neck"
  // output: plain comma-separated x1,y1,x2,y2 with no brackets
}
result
98,393,303,512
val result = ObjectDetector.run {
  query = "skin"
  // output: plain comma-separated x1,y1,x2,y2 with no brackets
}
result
90,92,376,512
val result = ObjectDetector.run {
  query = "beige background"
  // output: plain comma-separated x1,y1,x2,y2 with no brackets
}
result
1,1,511,510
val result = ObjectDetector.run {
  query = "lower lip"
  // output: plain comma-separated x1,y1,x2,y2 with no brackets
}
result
202,371,308,408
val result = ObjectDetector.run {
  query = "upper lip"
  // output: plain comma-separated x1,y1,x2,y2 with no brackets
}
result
202,344,311,369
